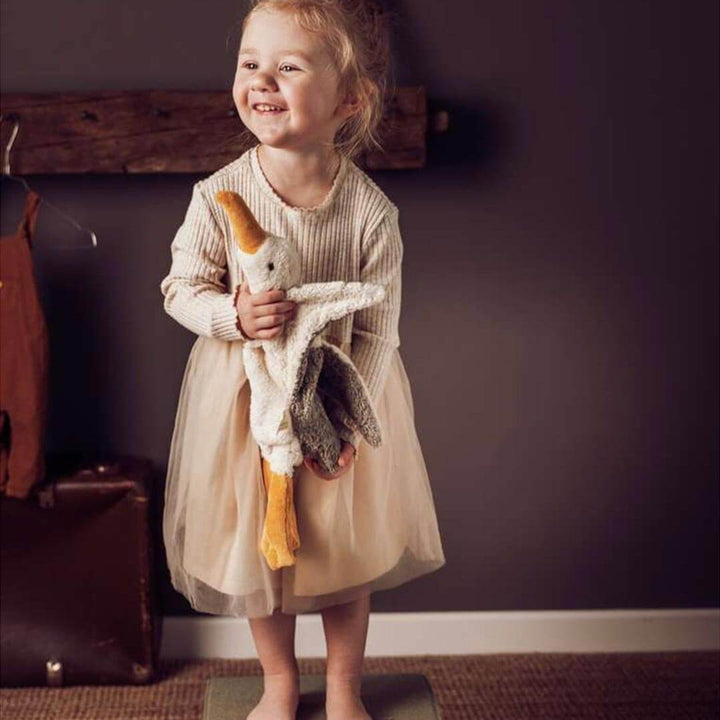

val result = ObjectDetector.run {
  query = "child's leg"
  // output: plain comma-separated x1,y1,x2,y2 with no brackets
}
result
321,593,372,720
246,608,300,720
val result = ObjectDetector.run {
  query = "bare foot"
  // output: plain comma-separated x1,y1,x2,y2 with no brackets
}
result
246,671,300,720
325,674,372,720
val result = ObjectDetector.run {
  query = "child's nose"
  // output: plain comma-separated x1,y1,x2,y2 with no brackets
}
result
251,73,278,91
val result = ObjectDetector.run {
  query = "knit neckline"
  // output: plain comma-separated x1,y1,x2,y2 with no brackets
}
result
248,144,348,214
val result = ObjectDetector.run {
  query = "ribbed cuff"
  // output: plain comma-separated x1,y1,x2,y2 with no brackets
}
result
232,284,250,340
210,292,247,342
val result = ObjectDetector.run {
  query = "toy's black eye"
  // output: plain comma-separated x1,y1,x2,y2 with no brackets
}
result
267,262,274,271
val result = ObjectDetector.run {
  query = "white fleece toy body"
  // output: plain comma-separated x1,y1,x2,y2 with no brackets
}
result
216,190,385,477
242,280,384,476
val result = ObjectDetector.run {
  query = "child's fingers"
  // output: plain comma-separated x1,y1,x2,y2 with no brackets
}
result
255,325,283,339
248,302,295,333
239,286,297,318
254,301,296,317
255,313,287,330
248,305,296,338
252,288,287,305
337,442,356,467
237,283,295,339
303,456,337,481
322,458,352,480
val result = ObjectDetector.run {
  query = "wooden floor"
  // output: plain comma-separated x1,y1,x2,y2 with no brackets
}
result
1,652,718,720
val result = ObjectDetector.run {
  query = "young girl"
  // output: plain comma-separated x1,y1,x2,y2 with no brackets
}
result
160,1,445,718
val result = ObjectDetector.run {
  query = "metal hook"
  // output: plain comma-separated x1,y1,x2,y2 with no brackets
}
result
1,112,20,175
0,112,98,248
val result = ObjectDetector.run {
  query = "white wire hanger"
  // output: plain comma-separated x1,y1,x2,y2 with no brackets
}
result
1,112,98,248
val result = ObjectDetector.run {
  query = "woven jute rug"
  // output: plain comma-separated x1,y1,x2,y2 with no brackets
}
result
1,652,718,720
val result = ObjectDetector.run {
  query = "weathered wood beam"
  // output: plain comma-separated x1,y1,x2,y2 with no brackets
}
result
1,87,439,174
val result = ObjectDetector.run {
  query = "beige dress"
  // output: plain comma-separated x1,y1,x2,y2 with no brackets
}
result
161,146,446,618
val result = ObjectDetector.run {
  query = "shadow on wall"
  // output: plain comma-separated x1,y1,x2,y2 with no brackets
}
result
427,97,514,181
389,0,516,182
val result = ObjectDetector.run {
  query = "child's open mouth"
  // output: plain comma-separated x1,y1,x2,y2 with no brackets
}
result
253,104,286,114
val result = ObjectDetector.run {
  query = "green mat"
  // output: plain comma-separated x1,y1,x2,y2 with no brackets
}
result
202,673,440,720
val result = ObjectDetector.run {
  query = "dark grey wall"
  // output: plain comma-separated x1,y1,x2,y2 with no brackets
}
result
1,1,717,614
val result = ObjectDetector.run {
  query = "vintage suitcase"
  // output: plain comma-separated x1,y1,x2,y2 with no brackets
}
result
0,455,163,687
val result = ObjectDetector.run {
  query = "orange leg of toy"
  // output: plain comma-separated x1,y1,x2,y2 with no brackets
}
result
260,457,300,570
285,466,300,553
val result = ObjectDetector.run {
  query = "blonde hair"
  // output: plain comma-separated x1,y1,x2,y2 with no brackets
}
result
237,0,395,161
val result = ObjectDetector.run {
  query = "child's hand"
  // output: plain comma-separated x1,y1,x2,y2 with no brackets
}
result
235,281,297,339
303,442,357,480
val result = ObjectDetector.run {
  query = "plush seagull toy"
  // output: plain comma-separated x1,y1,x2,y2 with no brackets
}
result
215,191,385,570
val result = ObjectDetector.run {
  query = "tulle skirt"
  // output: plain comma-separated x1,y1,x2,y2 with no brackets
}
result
162,334,446,618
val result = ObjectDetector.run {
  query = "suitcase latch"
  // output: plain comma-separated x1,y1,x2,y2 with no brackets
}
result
46,659,63,686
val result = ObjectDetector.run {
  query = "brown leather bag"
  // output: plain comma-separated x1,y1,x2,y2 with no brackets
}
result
0,455,163,687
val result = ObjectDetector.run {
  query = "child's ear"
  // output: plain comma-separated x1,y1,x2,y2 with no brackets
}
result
338,92,361,120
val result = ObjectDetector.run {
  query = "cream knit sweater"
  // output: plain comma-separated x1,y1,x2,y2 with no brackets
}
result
160,144,403,409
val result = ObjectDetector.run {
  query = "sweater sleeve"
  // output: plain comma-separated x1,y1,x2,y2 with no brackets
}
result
160,182,248,341
350,206,403,413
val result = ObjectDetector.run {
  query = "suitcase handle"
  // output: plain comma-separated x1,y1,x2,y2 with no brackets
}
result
35,461,125,508
77,462,121,477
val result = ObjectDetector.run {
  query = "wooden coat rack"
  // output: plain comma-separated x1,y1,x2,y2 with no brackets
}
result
0,88,448,174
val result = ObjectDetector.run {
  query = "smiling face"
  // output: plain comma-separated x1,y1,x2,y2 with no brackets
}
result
233,8,357,152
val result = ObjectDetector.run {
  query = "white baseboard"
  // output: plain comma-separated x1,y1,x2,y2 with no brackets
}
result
160,608,720,659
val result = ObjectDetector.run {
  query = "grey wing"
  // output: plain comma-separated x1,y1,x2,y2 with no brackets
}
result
288,345,343,474
316,342,382,448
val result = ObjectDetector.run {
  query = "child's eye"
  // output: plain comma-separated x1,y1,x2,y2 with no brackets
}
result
242,62,296,73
